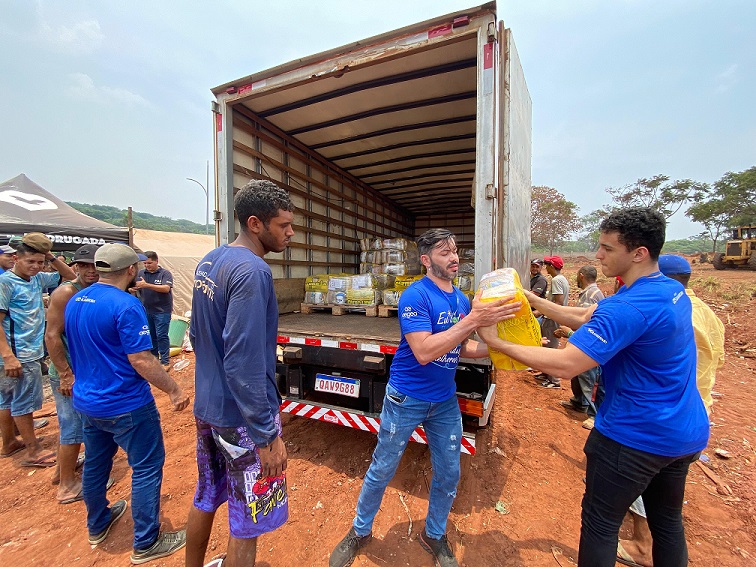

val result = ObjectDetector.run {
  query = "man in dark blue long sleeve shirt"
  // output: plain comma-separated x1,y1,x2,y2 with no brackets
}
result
186,180,295,567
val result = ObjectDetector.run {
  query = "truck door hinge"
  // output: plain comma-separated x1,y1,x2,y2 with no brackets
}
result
485,184,495,199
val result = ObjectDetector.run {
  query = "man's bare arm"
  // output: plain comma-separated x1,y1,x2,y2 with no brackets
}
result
524,290,596,330
44,285,78,395
47,254,76,281
127,351,190,411
0,312,21,377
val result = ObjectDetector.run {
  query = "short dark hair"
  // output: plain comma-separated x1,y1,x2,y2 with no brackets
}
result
235,180,294,230
144,251,158,261
13,243,44,257
578,265,598,282
667,273,690,288
417,228,456,257
599,207,666,260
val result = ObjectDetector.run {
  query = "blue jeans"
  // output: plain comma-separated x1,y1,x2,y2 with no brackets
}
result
353,383,462,539
579,429,699,567
81,400,165,550
0,359,43,416
48,370,83,444
147,312,171,365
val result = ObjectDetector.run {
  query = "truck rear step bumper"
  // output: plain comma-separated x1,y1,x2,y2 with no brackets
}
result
280,399,478,455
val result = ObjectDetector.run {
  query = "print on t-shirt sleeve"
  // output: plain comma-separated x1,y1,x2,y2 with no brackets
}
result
398,287,432,335
569,300,645,365
117,303,154,354
163,270,174,287
39,271,61,290
0,281,10,313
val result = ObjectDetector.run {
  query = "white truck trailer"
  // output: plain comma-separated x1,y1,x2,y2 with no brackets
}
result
211,2,531,455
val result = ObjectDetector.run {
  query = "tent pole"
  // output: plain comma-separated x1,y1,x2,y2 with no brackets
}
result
127,207,134,247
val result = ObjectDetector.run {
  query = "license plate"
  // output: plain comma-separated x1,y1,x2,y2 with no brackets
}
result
314,374,360,398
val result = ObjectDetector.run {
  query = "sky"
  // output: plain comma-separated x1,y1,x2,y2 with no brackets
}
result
1,0,753,240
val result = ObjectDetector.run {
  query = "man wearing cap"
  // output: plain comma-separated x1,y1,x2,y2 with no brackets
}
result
65,243,190,562
528,259,548,298
0,233,75,466
539,255,569,388
45,244,103,503
132,251,174,371
0,245,16,274
618,254,725,567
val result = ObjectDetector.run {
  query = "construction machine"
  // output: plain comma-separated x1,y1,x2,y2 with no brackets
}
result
712,226,756,270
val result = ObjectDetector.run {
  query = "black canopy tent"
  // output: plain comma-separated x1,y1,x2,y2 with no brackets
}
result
0,174,129,251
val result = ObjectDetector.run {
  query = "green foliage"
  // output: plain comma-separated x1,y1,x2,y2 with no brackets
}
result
67,202,208,234
606,174,704,219
661,235,720,254
530,186,582,254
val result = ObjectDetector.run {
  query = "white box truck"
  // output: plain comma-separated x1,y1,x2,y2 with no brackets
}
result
211,2,531,455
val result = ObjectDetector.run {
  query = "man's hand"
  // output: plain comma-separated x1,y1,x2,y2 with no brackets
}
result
258,436,287,478
469,289,522,327
553,326,572,339
2,354,22,378
59,368,75,396
133,278,148,289
476,323,501,346
169,386,190,411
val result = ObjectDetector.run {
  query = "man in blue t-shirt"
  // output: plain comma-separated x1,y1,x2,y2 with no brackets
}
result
0,233,75,467
0,244,15,273
479,208,709,566
132,251,174,369
185,180,295,567
65,243,190,563
331,229,516,567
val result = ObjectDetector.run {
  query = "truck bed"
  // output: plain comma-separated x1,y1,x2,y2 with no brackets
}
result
278,311,401,345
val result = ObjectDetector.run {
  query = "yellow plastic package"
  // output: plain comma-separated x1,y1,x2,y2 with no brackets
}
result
478,268,542,370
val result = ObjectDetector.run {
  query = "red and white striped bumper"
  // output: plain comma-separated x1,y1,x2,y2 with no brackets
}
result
280,399,477,455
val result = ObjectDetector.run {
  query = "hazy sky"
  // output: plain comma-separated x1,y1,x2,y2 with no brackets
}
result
1,1,753,239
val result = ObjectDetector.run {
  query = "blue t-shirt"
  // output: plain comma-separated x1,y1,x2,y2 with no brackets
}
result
65,283,155,417
569,272,709,457
190,245,281,447
389,277,471,402
0,270,60,363
137,266,174,314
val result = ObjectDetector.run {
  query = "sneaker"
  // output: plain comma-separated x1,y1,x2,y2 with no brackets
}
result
582,417,595,430
559,400,587,412
419,530,459,567
540,381,560,389
130,530,187,564
88,499,128,545
329,526,372,567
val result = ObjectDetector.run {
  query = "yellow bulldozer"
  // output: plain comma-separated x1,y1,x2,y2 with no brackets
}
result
712,226,756,270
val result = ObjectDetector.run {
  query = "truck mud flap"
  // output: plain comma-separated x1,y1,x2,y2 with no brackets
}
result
280,399,477,455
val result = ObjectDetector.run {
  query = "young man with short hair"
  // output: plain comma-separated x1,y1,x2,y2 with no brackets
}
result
65,244,190,563
330,229,517,567
185,180,295,567
133,251,174,370
479,208,709,566
45,244,104,503
528,258,548,298
539,255,569,388
0,234,75,466
0,245,15,273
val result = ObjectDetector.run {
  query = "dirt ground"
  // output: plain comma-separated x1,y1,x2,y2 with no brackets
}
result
0,259,754,566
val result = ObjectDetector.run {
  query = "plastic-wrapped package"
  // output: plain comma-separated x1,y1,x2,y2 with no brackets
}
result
359,263,383,275
362,250,380,264
382,288,402,306
304,291,326,305
374,274,396,290
458,262,475,275
453,275,473,291
381,249,410,263
346,289,382,305
305,274,330,292
478,267,542,370
326,290,347,304
327,275,351,292
394,275,423,290
457,247,475,260
349,273,376,290
382,238,407,250
382,262,421,276
360,237,383,251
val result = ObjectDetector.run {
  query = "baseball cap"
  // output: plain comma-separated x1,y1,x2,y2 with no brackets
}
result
530,258,543,266
95,244,141,272
0,245,15,255
543,255,564,270
72,244,100,264
658,254,691,276
22,232,53,254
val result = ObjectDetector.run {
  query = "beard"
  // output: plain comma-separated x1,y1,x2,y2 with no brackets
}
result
428,259,457,281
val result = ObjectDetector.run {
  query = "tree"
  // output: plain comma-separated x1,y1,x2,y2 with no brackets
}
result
530,186,581,254
685,195,729,253
606,174,704,219
577,207,613,251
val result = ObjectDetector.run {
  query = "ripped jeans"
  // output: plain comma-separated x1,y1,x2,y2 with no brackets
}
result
353,382,462,539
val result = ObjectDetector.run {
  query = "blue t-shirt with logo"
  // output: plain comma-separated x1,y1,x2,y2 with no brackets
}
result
0,270,60,363
389,277,471,403
190,245,281,447
569,272,709,457
65,282,155,417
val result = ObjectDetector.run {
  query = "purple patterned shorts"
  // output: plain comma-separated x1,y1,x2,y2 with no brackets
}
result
193,416,288,538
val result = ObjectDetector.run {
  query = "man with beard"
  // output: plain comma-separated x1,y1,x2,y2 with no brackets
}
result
185,180,294,567
65,243,190,563
330,229,516,567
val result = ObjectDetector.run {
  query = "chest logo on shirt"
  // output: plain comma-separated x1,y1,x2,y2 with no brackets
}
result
433,344,462,369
